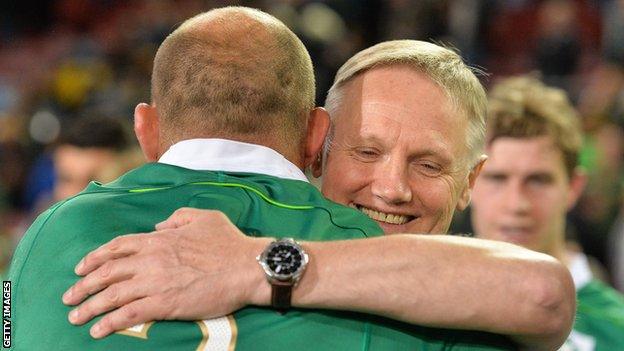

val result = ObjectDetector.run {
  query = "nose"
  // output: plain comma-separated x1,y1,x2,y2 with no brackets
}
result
370,157,412,204
503,181,531,214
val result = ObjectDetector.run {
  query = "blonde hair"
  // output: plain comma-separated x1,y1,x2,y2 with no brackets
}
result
488,75,582,176
152,7,315,148
324,40,487,165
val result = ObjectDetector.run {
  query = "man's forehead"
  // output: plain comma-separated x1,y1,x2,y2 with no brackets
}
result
486,137,566,172
337,88,456,128
354,67,454,104
341,102,462,149
353,110,447,142
488,136,559,155
357,101,455,125
337,66,459,125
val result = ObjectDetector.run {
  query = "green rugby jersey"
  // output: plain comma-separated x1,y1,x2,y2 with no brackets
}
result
8,163,515,350
563,279,624,351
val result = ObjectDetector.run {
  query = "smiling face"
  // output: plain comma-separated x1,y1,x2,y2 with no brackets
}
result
471,136,584,254
321,65,479,234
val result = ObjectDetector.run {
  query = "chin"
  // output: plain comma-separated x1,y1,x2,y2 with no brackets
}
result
377,221,421,235
379,223,404,235
498,233,535,249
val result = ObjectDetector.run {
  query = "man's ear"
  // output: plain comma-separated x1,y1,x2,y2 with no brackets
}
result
567,167,588,210
303,107,330,173
456,155,488,211
134,103,160,162
311,152,323,178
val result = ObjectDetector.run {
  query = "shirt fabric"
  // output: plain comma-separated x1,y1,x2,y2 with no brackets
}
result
561,252,624,351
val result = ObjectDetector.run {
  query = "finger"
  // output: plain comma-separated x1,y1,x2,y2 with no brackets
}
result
75,234,148,276
89,296,165,339
64,256,139,306
68,277,151,326
155,207,207,230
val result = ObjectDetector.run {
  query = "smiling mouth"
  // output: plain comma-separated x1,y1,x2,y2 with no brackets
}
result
351,204,415,225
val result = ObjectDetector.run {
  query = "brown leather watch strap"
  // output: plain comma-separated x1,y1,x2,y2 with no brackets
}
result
271,281,293,310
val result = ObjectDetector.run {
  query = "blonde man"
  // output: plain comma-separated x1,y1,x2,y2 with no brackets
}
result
318,40,487,235
471,76,624,350
64,41,575,350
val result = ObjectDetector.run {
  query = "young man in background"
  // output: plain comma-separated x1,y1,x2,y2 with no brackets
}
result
471,75,624,351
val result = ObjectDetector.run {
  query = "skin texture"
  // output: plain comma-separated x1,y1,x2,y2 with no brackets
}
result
320,66,482,234
471,135,586,263
62,66,575,350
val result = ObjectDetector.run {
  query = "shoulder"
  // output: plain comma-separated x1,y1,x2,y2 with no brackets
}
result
576,279,624,328
217,172,385,238
578,280,624,310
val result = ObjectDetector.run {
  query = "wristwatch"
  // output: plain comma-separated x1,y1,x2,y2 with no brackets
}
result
257,238,309,310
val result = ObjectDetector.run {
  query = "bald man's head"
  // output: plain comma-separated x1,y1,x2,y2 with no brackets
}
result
152,7,315,152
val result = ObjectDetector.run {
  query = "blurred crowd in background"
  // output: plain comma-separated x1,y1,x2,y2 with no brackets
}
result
1,0,624,291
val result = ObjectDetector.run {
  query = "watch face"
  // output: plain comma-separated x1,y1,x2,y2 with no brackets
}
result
267,244,303,276
259,239,308,282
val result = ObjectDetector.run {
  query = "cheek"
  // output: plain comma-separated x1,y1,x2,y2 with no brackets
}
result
415,177,457,211
531,193,567,222
429,191,454,216
471,193,500,217
464,190,500,237
470,205,505,243
322,156,369,203
412,177,459,232
471,183,505,215
471,208,496,238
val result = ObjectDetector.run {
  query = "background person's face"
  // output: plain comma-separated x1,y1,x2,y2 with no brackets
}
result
471,136,576,253
321,65,473,234
53,145,117,201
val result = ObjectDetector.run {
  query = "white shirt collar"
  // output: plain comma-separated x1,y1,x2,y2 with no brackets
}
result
568,251,593,291
158,138,308,183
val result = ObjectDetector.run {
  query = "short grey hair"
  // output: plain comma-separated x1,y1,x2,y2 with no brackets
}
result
323,40,487,167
